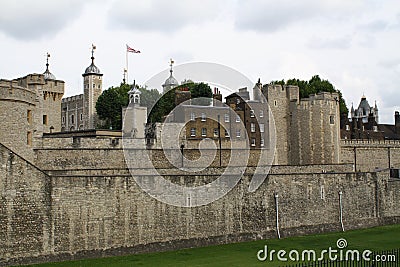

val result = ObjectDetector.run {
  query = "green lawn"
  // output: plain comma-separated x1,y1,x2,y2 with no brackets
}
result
24,224,400,267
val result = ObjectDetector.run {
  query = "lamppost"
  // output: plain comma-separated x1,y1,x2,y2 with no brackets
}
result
180,143,185,168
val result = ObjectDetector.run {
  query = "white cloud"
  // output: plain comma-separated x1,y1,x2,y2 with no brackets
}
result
307,35,352,50
107,0,227,32
234,0,364,32
0,0,89,40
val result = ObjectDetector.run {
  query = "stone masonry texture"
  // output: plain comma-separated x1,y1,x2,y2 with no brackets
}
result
1,142,400,266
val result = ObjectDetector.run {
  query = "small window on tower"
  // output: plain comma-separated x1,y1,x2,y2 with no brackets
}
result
27,131,32,146
80,113,83,121
27,110,32,124
98,85,101,89
43,115,48,125
346,125,350,131
330,115,334,124
373,126,378,132
93,84,95,89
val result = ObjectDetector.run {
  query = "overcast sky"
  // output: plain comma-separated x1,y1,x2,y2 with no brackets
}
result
0,0,399,123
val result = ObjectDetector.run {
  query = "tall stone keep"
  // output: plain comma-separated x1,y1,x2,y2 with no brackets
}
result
82,45,103,129
262,83,340,165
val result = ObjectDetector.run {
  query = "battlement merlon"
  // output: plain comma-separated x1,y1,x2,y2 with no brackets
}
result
11,73,65,94
0,80,37,104
304,91,340,102
62,94,84,103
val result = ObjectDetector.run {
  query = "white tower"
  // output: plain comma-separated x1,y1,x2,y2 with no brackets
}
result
82,44,103,129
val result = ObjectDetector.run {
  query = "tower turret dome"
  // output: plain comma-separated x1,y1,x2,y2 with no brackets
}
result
43,53,56,80
162,58,178,93
83,44,102,76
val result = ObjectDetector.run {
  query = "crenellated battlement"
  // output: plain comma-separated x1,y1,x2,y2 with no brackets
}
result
0,79,37,104
62,94,84,103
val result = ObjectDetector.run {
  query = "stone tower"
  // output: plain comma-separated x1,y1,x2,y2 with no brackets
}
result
82,44,103,129
41,53,64,133
162,58,179,93
262,83,292,165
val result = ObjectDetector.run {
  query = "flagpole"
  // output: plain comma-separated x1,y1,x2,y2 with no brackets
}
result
126,46,129,84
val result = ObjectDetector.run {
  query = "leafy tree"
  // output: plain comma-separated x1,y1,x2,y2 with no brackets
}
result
148,88,175,123
96,83,161,129
96,83,129,130
148,82,213,122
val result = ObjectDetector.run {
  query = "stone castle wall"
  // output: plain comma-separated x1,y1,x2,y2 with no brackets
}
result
340,140,400,171
61,94,84,131
0,143,51,263
1,141,400,266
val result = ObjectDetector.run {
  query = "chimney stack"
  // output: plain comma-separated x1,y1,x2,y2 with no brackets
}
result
213,87,222,106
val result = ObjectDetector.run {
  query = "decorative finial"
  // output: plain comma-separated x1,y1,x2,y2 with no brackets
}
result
45,52,50,70
91,44,96,63
169,58,174,75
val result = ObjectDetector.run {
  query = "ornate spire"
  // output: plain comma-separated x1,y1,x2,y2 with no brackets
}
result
169,58,174,76
83,44,101,76
43,52,56,80
46,52,50,71
91,44,96,64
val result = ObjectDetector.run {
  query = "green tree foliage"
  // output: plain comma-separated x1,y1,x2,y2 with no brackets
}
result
148,88,175,123
96,83,129,130
148,82,213,122
96,83,161,130
271,75,349,116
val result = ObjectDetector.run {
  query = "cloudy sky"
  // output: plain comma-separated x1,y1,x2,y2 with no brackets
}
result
0,0,399,123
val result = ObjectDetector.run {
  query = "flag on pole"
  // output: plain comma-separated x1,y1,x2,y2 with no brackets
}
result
127,44,140,53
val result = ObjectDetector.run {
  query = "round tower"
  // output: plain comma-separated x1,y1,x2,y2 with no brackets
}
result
82,44,103,129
